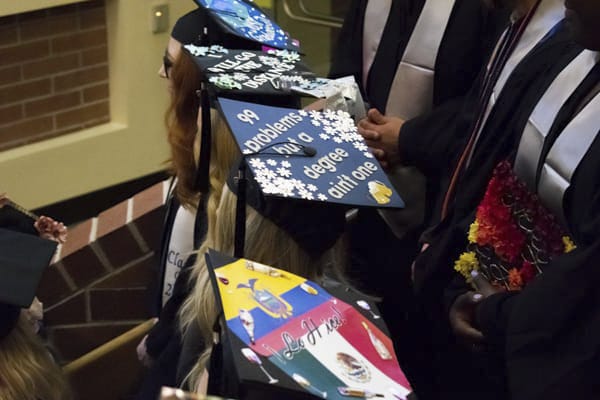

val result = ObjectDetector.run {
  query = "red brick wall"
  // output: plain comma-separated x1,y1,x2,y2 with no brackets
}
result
0,1,109,151
38,181,168,363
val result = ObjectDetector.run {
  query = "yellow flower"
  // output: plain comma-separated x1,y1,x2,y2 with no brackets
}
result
563,236,576,253
454,251,479,282
468,220,479,244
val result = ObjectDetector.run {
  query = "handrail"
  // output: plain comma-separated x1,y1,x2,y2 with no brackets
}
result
281,0,343,28
297,0,344,24
63,318,155,374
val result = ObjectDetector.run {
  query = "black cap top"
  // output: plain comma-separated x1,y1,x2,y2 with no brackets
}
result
0,228,57,340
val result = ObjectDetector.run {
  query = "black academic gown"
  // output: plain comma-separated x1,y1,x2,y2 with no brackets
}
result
330,1,507,393
136,192,207,399
409,22,585,399
331,0,507,296
473,66,600,399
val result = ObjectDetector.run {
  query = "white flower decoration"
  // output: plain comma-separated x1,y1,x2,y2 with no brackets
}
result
276,168,292,178
307,184,318,192
319,133,330,140
266,159,277,166
317,194,328,201
280,160,291,168
249,158,266,169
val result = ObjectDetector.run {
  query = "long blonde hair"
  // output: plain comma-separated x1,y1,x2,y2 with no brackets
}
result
0,315,72,400
180,185,343,390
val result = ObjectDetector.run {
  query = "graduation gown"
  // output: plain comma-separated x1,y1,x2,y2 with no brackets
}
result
136,192,207,399
408,22,583,399
329,0,507,112
334,0,507,294
473,65,600,399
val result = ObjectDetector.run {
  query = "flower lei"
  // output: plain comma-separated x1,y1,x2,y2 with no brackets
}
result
454,161,576,290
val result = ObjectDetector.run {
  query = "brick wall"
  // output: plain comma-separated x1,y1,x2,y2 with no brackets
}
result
0,0,109,151
38,181,169,363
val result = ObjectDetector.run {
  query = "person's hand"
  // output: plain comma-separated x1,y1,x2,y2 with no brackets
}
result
449,291,485,346
449,271,503,348
137,334,154,368
357,108,405,168
34,216,67,244
23,297,44,334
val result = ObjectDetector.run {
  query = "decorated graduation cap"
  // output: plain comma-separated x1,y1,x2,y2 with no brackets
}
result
192,0,299,51
215,97,404,257
204,249,413,399
182,42,316,194
0,228,57,340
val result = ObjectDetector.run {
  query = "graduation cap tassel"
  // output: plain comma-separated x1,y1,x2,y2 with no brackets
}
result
234,160,247,258
195,82,212,193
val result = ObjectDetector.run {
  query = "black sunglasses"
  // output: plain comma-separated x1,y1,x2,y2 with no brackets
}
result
163,53,173,78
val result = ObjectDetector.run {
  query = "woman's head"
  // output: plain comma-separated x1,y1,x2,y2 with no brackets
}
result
165,49,204,208
0,314,72,400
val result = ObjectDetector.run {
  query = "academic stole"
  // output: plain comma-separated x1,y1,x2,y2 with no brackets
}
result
514,51,600,224
440,0,542,218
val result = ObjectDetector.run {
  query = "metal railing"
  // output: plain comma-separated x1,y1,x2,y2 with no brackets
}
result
281,0,344,28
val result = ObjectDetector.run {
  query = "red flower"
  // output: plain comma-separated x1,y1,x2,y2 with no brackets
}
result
519,261,536,284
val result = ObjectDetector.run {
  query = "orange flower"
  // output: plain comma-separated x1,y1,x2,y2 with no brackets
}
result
508,268,523,290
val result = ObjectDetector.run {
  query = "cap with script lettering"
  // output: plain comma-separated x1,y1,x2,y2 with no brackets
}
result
216,97,404,257
192,0,299,51
183,43,316,195
0,228,57,340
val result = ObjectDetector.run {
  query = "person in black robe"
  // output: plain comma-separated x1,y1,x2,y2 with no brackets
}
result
329,0,507,394
357,0,582,396
443,1,600,398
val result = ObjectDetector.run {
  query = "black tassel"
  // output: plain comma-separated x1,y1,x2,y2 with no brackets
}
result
234,160,247,258
195,82,212,193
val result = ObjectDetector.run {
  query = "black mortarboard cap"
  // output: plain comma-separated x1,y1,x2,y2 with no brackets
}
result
0,228,57,340
192,0,299,51
215,97,404,257
183,44,316,194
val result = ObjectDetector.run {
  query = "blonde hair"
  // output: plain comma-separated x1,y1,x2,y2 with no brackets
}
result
0,314,72,400
180,185,343,390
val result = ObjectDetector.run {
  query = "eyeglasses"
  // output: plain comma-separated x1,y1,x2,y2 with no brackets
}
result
163,54,173,78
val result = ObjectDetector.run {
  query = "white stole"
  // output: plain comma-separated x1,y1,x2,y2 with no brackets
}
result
384,0,455,119
515,51,599,223
363,0,393,89
466,0,566,165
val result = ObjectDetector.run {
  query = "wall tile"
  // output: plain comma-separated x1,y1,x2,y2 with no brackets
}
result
0,40,50,65
51,28,107,54
22,53,80,79
94,254,157,289
0,104,23,125
44,292,87,325
54,101,109,129
25,91,81,117
61,246,108,289
0,78,51,104
96,226,146,268
37,263,74,307
89,288,150,321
